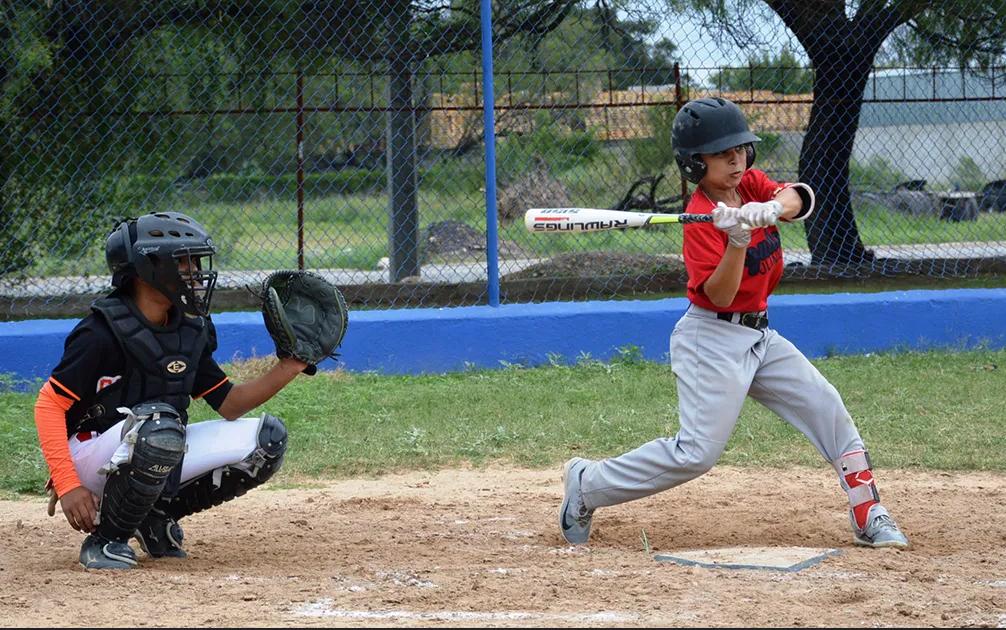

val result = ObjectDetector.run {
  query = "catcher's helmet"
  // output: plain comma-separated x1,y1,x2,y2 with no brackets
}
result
672,97,760,184
105,212,218,317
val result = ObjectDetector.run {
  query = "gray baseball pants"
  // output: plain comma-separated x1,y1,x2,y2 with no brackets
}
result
580,304,865,510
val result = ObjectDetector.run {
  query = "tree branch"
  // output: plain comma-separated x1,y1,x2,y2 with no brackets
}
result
763,0,841,48
855,0,928,36
762,0,811,40
413,0,579,59
906,20,1006,58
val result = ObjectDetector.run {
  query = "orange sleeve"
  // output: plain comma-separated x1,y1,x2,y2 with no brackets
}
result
34,380,82,497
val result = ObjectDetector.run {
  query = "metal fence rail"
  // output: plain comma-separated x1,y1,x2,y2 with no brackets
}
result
2,1,1005,318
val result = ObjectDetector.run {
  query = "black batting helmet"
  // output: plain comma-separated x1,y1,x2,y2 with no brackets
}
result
105,212,218,317
672,97,760,184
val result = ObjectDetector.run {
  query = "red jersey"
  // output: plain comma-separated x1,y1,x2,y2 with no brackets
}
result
683,169,790,312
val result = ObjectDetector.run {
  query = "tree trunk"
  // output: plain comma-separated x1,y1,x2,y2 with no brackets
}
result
793,5,914,270
800,33,882,268
385,0,420,282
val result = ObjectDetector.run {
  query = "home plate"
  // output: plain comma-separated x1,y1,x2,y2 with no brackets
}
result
654,546,840,572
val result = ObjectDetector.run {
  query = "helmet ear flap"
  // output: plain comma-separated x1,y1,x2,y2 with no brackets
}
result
675,150,707,184
106,220,137,288
675,145,753,184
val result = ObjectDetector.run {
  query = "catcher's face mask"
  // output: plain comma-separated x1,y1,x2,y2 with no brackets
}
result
113,212,220,318
138,248,217,318
172,248,218,317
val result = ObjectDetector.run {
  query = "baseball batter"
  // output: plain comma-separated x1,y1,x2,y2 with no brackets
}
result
559,97,909,549
34,212,307,569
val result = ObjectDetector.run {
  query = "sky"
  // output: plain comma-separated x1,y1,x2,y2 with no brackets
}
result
652,7,808,86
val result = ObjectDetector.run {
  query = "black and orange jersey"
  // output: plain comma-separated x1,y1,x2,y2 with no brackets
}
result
48,312,232,432
36,305,233,497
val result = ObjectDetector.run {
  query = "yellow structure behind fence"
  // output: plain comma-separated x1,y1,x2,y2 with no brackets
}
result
427,88,812,149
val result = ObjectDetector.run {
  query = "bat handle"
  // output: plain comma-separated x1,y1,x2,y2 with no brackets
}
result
679,214,714,224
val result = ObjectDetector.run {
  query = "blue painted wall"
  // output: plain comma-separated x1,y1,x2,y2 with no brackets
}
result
1,289,1003,387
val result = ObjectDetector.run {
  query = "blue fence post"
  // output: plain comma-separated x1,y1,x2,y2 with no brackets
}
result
480,0,501,307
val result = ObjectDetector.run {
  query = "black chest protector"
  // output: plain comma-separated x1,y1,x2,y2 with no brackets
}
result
75,294,212,435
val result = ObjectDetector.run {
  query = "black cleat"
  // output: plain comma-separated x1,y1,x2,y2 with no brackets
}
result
135,508,187,559
79,533,137,570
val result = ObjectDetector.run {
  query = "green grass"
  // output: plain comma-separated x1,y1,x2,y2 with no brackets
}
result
855,201,1006,247
3,348,1004,497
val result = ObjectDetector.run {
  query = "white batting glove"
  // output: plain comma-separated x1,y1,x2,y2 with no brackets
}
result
739,200,783,227
712,202,741,227
712,202,751,249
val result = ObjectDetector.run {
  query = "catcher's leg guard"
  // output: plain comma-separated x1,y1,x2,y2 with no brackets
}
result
162,413,287,521
86,403,185,568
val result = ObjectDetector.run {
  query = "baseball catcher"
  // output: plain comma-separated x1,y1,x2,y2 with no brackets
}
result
33,211,347,570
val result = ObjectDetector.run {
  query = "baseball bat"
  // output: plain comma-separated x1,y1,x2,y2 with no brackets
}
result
524,207,713,233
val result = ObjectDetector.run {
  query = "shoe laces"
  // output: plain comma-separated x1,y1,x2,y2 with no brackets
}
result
868,512,897,533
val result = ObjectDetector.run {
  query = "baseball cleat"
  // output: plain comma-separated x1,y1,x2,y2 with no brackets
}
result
79,533,138,570
852,504,910,549
135,508,187,559
559,457,594,545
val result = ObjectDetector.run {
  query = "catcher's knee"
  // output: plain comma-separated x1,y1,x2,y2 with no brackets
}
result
130,403,187,474
237,413,288,477
256,413,288,462
162,413,287,520
97,403,186,541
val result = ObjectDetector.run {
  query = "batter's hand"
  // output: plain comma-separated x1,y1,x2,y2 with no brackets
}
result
739,201,782,227
60,486,99,533
712,203,751,249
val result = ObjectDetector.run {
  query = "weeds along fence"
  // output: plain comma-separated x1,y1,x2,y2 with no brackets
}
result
2,2,1006,317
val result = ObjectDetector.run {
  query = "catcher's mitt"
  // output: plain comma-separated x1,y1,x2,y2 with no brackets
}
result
259,270,348,375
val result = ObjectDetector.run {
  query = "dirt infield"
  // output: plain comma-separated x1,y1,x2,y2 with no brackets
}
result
2,465,1005,627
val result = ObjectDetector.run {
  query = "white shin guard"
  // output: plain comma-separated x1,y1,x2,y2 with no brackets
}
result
835,449,880,516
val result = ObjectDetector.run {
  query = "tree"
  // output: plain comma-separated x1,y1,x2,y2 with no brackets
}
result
0,2,270,276
589,4,681,88
1,1,147,276
0,1,583,281
676,0,1006,268
709,47,813,94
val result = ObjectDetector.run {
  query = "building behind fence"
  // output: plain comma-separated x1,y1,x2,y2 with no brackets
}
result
2,2,1005,318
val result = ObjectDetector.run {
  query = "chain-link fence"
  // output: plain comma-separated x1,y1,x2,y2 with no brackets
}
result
2,1,1005,318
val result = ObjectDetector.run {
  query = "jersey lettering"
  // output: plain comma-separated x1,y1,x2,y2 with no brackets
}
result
744,231,781,277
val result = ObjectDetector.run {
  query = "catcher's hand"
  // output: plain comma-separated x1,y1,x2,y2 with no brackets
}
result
258,270,349,375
